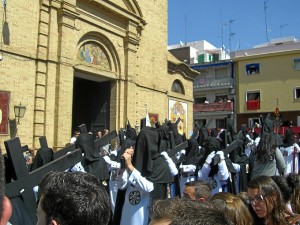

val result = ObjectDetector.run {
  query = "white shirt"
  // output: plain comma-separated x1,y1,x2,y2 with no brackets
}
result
118,169,154,225
198,159,230,194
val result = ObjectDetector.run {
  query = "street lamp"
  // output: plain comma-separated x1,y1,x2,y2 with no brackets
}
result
14,103,26,124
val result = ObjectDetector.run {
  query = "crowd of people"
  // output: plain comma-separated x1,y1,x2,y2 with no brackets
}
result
2,114,300,225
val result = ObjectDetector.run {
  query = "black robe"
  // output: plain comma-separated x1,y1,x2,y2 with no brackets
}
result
76,133,109,180
113,127,173,225
30,147,53,171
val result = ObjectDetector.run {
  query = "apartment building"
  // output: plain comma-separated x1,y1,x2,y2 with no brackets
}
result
169,41,236,130
231,37,300,129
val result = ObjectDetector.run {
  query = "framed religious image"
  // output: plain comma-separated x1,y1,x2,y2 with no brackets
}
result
168,99,187,135
0,91,10,135
148,113,159,125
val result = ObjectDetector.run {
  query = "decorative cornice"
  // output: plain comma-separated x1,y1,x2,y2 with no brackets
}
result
87,0,146,25
57,2,80,29
168,60,199,81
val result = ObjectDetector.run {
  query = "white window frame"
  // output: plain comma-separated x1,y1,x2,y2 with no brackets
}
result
294,58,300,70
294,87,300,99
246,90,261,101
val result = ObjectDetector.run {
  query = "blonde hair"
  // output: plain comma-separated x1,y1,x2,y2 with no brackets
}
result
210,192,253,225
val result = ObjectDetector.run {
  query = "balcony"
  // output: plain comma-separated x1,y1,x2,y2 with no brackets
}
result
193,76,234,90
247,100,260,110
194,102,234,112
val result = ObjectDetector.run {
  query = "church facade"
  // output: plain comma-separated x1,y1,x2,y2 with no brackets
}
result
0,0,197,151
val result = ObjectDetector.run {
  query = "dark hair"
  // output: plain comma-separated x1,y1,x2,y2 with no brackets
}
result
185,180,212,200
39,171,111,225
248,175,288,225
271,176,292,203
0,149,4,217
150,198,173,221
286,173,300,214
150,198,232,225
254,132,276,164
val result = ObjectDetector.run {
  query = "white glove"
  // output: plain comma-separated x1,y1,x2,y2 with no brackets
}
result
182,165,196,173
246,134,254,145
294,143,300,151
205,151,216,164
111,161,121,169
180,149,186,155
160,151,169,159
103,155,112,164
216,151,225,160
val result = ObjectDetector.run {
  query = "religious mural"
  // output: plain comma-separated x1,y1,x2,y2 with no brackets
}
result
78,42,110,71
148,113,159,127
168,99,187,135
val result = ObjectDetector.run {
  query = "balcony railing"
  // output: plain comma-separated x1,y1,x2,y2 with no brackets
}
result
194,102,234,112
247,100,260,110
193,76,234,89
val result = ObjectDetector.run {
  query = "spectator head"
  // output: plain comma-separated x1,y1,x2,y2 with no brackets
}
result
271,175,292,204
37,171,111,225
0,149,12,225
74,131,80,137
183,180,212,202
286,173,300,214
248,175,286,224
150,198,232,225
210,192,254,225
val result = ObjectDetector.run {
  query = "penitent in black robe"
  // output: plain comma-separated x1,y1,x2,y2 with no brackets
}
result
76,133,109,181
113,127,174,225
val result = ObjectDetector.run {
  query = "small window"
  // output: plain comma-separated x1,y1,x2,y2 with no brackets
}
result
246,63,260,75
171,80,185,94
195,97,206,104
246,91,260,101
216,118,225,129
246,90,260,110
212,53,219,62
295,87,300,99
294,58,300,70
215,94,228,103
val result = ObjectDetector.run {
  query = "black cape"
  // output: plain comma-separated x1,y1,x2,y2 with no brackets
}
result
76,133,109,180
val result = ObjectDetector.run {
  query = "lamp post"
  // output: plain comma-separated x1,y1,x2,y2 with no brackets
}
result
14,103,26,124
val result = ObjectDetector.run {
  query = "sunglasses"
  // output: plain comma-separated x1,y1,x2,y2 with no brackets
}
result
247,194,265,205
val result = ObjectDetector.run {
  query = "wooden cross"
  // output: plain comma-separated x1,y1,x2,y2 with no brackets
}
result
94,130,118,150
168,131,188,157
78,123,118,150
38,135,76,160
4,137,82,224
39,136,50,149
78,123,88,134
53,143,76,159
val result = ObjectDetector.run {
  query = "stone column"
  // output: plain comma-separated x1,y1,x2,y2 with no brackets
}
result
53,0,79,148
123,21,143,126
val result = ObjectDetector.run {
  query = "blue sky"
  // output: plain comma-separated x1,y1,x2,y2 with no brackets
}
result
168,0,300,50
